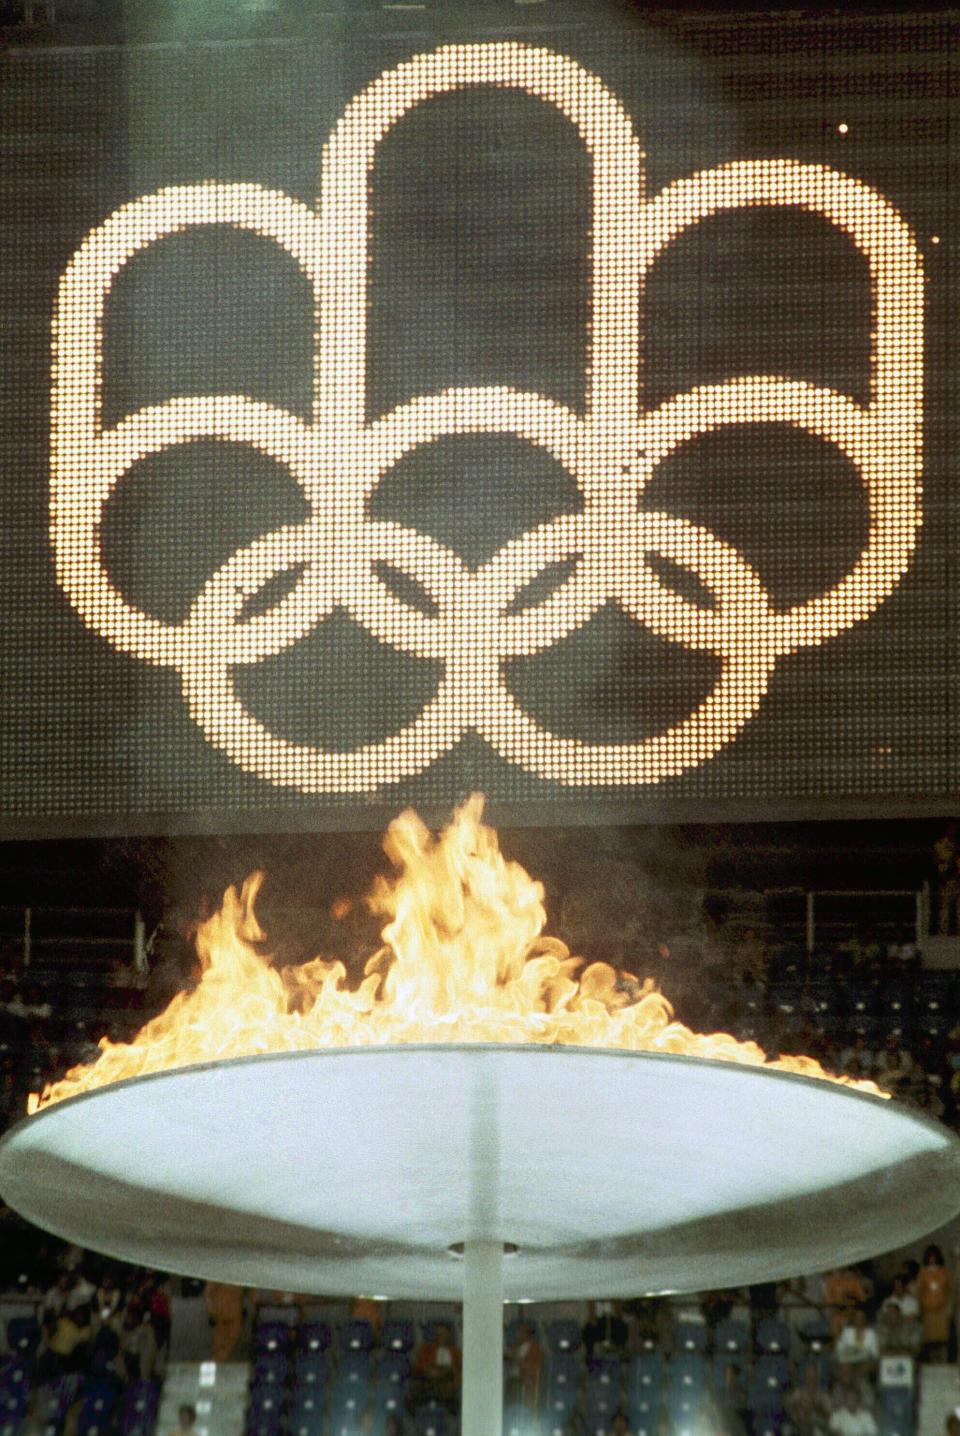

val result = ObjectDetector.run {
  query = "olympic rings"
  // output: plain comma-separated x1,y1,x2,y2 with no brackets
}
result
50,43,924,792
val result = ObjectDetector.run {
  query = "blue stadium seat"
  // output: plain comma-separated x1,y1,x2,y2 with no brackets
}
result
377,1351,411,1387
0,1359,30,1398
669,1354,708,1392
714,1318,750,1355
338,1320,375,1355
798,1352,831,1387
328,1416,366,1436
756,1319,791,1355
337,1352,372,1387
77,1377,123,1436
503,1403,541,1436
753,1354,791,1396
916,972,957,1017
327,1382,367,1430
668,1387,710,1427
629,1352,664,1397
371,1382,406,1424
628,1408,659,1436
289,1388,325,1423
0,1392,27,1425
413,1403,450,1436
119,1379,160,1436
798,1320,833,1355
588,1351,621,1387
255,1321,293,1355
880,1387,915,1436
629,1388,662,1424
546,1352,579,1391
36,1374,81,1436
298,1322,332,1356
288,1400,326,1436
251,1352,290,1389
5,1321,40,1362
381,1319,415,1353
545,1319,581,1353
292,1352,330,1392
753,1413,787,1436
714,1352,748,1393
675,1320,709,1354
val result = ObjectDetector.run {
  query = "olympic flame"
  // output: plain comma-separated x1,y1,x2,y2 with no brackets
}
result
31,798,882,1111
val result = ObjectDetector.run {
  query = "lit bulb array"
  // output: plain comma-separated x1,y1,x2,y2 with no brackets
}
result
50,42,924,793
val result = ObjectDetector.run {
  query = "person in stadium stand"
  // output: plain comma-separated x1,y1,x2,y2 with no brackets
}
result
169,1404,197,1436
583,1300,630,1358
713,1358,750,1436
885,1272,920,1322
877,1299,922,1359
118,1301,162,1382
95,1273,123,1326
934,823,960,935
204,1281,245,1362
607,1415,635,1436
409,1321,461,1413
825,1268,872,1339
785,1361,832,1436
830,1362,876,1416
839,1035,877,1081
833,1308,879,1376
874,1032,915,1095
916,1245,953,1362
504,1319,544,1409
829,1386,878,1436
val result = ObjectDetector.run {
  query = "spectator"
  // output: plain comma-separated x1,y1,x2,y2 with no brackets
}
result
786,1362,832,1436
825,1268,872,1339
118,1298,164,1382
916,1244,952,1362
834,1309,879,1375
608,1417,635,1436
877,1300,922,1359
831,1365,875,1416
875,1034,914,1094
584,1300,630,1357
96,1273,123,1326
885,1273,920,1322
504,1320,544,1410
169,1405,197,1436
933,824,960,935
204,1281,244,1362
409,1321,461,1414
829,1387,878,1436
840,1037,876,1081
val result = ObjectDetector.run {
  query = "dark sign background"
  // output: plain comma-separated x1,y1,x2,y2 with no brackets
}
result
0,12,955,834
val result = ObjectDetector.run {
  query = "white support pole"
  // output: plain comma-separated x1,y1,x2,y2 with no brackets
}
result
461,1239,503,1436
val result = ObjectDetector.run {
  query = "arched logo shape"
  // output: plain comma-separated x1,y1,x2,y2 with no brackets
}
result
50,43,924,792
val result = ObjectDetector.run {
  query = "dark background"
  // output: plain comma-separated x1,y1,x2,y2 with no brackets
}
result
0,3,956,837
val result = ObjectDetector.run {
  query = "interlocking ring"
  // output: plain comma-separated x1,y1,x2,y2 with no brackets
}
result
50,43,924,792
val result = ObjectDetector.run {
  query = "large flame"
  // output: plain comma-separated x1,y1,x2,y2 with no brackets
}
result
31,798,882,1111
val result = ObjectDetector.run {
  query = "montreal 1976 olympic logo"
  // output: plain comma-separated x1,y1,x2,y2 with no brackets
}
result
49,43,923,793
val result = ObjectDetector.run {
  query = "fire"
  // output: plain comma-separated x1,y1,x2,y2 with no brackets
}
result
31,798,882,1111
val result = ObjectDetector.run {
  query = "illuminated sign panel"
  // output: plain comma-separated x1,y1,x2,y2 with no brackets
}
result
0,16,955,829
